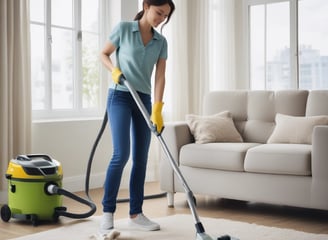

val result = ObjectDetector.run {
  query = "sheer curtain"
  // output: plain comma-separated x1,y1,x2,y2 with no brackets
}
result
163,0,192,120
164,0,236,121
208,0,237,90
0,0,31,197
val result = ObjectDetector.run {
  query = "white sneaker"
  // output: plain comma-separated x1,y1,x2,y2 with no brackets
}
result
128,213,160,231
100,212,114,234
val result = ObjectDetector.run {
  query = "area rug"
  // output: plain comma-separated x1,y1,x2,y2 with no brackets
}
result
10,214,328,240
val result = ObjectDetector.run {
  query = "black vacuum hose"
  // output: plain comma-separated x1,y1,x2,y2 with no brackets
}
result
47,184,96,219
85,111,108,200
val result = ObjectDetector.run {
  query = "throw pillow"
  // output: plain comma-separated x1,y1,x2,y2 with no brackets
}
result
186,111,243,144
267,113,328,144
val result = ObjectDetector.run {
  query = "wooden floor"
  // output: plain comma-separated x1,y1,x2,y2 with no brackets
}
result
1,181,328,239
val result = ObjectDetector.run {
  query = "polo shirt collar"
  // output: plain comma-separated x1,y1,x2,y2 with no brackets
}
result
132,21,161,40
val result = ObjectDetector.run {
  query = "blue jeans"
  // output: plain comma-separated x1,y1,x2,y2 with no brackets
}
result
102,88,151,215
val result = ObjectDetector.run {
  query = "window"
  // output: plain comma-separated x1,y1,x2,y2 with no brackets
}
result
30,0,108,119
298,0,328,89
246,0,328,90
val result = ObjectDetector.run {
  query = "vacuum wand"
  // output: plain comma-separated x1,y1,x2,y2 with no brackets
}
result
119,77,239,240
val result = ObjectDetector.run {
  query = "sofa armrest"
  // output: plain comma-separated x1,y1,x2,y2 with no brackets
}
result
162,121,194,161
159,122,193,194
312,125,328,180
311,125,328,208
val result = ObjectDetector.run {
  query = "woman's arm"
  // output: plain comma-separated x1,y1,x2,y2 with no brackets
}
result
154,58,166,102
100,42,117,72
150,58,167,133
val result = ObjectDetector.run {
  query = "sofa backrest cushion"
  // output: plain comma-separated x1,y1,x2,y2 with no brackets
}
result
203,90,248,140
203,91,248,120
244,91,276,143
203,90,310,143
306,90,328,116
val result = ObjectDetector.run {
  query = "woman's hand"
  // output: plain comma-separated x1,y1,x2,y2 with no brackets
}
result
151,102,164,133
112,67,123,84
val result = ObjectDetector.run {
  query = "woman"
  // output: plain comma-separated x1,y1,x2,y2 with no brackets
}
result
99,0,175,233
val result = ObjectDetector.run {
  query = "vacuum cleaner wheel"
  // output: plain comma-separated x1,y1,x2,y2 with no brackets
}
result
30,214,38,226
1,204,11,222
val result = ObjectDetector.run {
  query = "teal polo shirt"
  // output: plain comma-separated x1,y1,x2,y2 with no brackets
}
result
109,21,168,94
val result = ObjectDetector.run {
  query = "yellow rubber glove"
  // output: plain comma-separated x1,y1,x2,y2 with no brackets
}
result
112,67,123,84
150,102,164,133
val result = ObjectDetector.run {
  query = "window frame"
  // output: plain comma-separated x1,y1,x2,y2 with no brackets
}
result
30,0,110,120
243,0,300,90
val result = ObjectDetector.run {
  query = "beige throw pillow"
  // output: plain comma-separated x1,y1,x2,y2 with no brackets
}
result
267,113,328,144
186,111,243,144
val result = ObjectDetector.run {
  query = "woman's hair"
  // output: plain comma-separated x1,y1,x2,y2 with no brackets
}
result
134,0,175,31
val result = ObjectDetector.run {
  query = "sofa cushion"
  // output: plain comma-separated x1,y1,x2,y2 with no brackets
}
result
244,144,312,176
186,111,243,144
306,90,328,116
203,91,248,120
267,113,328,144
243,91,275,143
274,90,308,116
180,142,260,172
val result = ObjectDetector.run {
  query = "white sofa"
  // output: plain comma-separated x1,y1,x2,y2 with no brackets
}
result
159,90,328,211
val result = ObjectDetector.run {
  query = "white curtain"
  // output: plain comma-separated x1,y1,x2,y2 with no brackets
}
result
0,0,31,194
186,0,210,115
208,0,237,90
163,0,192,120
163,0,236,121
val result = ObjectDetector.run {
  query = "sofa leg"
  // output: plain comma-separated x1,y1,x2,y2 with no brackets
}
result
167,192,174,208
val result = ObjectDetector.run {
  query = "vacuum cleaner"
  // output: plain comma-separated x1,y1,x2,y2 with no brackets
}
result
1,154,96,226
118,77,239,240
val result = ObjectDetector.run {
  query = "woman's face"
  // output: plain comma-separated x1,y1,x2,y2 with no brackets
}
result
145,4,171,28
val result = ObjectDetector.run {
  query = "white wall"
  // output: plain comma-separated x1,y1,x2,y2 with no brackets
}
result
32,119,111,192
